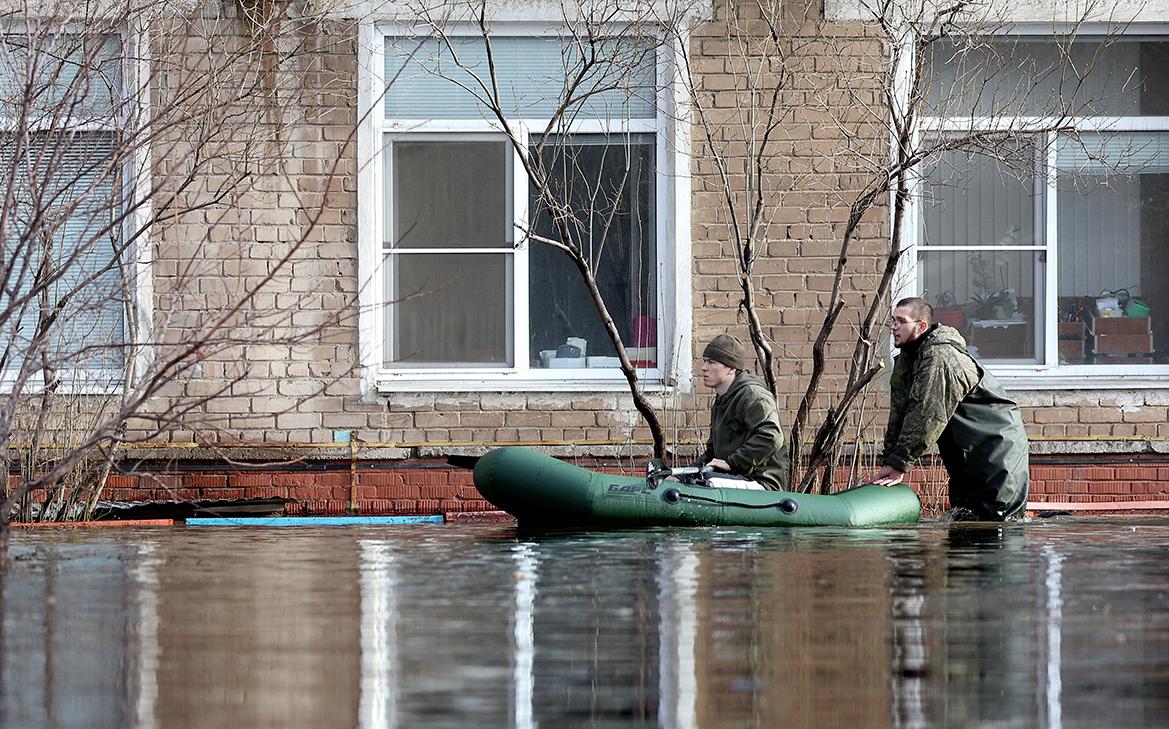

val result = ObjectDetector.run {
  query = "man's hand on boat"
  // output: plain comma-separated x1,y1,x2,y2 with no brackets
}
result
871,465,906,486
706,458,731,473
645,460,714,488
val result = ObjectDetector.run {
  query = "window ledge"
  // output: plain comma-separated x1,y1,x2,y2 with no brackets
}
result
992,367,1169,390
374,369,674,393
0,370,125,395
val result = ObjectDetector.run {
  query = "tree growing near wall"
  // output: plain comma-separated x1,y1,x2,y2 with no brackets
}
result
395,0,681,458
683,0,1125,491
0,0,358,547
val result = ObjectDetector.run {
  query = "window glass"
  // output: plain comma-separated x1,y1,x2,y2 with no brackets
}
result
390,140,510,249
918,144,1045,362
920,36,1169,372
0,130,123,373
919,140,1040,247
377,31,665,379
385,36,657,121
386,252,513,366
385,138,514,367
1056,131,1169,365
0,33,124,377
0,34,122,120
918,249,1044,362
924,37,1169,117
528,135,657,368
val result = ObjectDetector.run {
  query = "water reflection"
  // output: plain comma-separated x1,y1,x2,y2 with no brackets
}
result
1,539,161,729
1,521,1168,728
359,541,396,729
511,544,537,729
657,542,698,729
1044,545,1064,729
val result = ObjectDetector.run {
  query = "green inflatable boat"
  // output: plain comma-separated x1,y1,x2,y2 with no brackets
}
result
472,447,920,528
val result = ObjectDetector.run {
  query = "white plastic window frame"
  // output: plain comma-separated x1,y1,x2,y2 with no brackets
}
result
0,23,153,395
900,23,1169,390
357,20,692,393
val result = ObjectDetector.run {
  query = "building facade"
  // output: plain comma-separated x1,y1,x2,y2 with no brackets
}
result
4,0,1169,517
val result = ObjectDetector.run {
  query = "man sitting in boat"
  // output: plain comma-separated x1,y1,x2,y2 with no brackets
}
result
698,333,791,491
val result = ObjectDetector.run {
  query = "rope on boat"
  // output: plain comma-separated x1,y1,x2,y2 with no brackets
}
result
667,489,798,514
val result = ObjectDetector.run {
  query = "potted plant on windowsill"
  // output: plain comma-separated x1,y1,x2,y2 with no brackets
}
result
964,288,1017,321
963,249,1019,322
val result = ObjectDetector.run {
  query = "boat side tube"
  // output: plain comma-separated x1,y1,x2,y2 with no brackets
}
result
473,447,920,528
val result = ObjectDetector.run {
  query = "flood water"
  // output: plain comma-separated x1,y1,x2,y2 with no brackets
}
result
2,519,1168,729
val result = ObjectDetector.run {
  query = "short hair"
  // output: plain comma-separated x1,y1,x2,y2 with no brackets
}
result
895,297,933,325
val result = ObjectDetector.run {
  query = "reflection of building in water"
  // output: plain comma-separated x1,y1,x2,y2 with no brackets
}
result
0,541,160,729
359,541,398,728
689,537,898,728
154,537,362,727
5,529,1123,728
891,539,929,729
932,526,1043,727
657,542,700,729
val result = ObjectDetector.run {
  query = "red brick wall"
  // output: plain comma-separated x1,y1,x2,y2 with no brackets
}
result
95,455,1169,518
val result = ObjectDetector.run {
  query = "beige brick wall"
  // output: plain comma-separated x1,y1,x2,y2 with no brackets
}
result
134,1,1162,464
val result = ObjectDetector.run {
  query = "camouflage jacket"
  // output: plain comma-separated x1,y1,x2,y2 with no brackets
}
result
701,371,791,490
882,324,980,473
882,323,1030,519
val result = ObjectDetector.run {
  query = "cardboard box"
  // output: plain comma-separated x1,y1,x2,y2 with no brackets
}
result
1059,338,1085,364
1093,334,1154,354
968,321,1032,359
1091,317,1150,335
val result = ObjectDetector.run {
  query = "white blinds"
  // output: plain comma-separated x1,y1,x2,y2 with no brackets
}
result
384,35,657,121
1,131,124,371
0,34,122,122
1057,132,1169,174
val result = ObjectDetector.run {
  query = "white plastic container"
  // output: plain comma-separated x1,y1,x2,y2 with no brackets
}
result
586,356,620,368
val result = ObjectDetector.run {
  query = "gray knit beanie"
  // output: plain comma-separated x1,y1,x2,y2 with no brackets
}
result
702,333,747,371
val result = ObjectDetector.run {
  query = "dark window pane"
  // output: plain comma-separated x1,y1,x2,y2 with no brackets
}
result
390,140,510,249
387,253,512,367
528,135,657,368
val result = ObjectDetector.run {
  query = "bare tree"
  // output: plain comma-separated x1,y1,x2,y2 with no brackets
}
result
393,0,679,458
681,0,1128,491
0,0,359,545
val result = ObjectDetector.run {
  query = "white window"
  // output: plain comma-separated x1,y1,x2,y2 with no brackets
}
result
357,24,690,391
0,29,135,390
911,31,1169,387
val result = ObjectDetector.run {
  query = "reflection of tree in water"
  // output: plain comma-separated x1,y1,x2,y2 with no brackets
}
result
890,538,929,729
935,525,1040,728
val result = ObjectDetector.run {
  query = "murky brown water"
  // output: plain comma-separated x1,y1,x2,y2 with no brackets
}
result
2,519,1168,729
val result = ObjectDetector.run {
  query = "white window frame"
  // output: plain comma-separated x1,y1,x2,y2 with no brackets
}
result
357,20,691,393
903,22,1169,389
0,22,153,395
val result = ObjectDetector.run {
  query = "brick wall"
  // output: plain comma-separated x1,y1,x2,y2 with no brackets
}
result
136,2,894,454
94,454,1169,519
25,1,1164,516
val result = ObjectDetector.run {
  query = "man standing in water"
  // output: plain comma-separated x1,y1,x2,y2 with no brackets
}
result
873,297,1030,520
698,333,790,490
